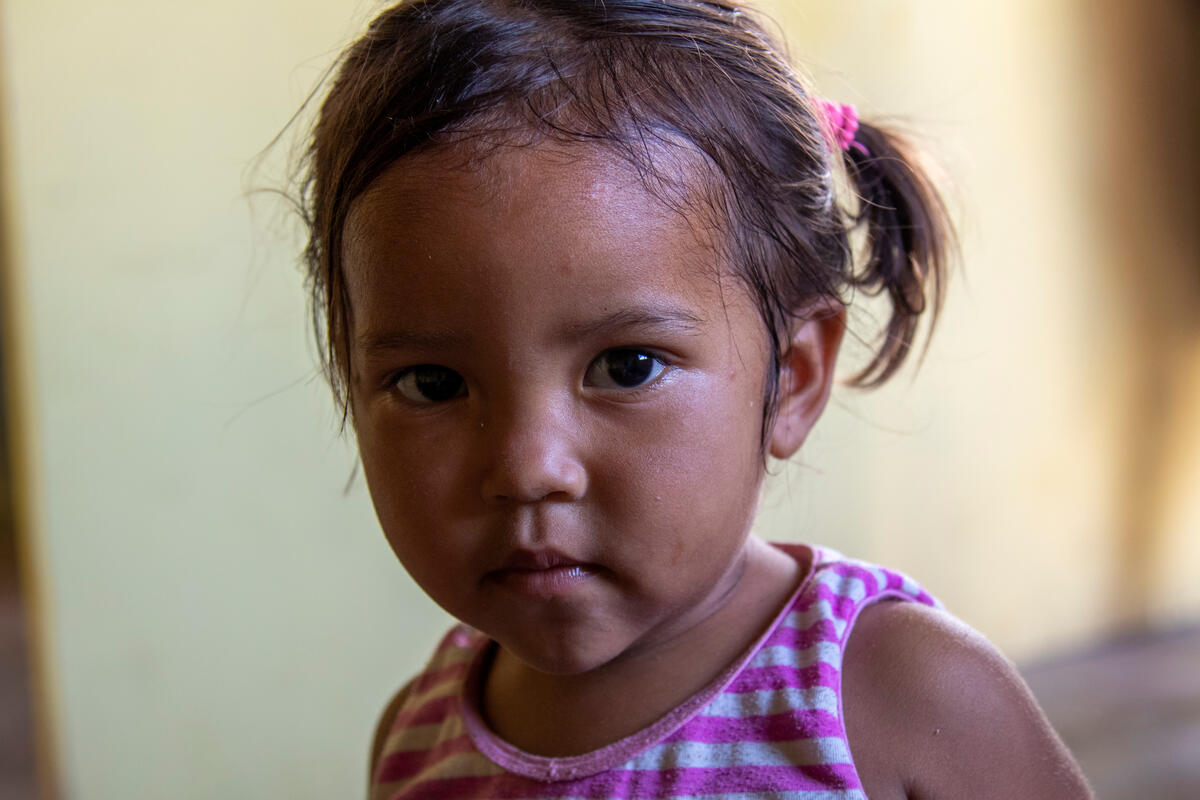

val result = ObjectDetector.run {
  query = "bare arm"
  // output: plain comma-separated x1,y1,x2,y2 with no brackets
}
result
843,601,1093,799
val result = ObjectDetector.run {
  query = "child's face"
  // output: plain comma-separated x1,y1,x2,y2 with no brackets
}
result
344,143,774,675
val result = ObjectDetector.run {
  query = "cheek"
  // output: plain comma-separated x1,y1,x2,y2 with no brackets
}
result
670,369,764,466
601,385,765,537
357,436,477,611
356,418,469,544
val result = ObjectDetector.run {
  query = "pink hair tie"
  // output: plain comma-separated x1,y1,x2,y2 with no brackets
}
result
818,99,869,156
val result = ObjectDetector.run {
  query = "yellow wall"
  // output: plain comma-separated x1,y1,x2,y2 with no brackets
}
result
751,0,1200,653
0,2,450,796
1,0,1196,797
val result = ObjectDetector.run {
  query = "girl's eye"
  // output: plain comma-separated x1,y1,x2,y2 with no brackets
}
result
392,365,466,404
585,349,668,390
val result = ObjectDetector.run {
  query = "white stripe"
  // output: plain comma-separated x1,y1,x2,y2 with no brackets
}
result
411,749,504,781
779,600,848,639
629,735,852,770
824,560,915,602
403,675,461,709
425,642,477,671
752,640,844,670
381,715,466,753
787,603,850,639
867,566,894,593
813,571,870,605
702,685,840,717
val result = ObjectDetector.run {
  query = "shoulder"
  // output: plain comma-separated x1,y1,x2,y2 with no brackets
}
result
842,600,1092,799
368,623,486,780
370,680,414,778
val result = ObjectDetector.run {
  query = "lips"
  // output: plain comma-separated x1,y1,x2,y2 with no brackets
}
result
488,549,599,598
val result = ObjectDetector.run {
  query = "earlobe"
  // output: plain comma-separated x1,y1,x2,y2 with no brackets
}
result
767,308,846,459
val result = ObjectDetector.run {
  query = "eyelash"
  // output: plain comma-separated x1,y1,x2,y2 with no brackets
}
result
389,365,467,405
387,348,671,405
584,348,670,392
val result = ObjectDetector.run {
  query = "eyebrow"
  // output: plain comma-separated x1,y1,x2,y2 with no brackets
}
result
559,305,705,341
354,304,705,358
355,327,467,358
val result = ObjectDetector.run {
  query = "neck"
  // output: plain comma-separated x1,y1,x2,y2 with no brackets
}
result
480,539,807,757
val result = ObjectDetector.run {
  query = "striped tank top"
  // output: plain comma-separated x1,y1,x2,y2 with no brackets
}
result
370,544,939,799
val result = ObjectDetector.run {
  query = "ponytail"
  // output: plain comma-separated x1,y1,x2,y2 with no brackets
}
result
840,122,953,387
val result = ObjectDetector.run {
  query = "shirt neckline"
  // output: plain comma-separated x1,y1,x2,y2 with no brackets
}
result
458,542,828,781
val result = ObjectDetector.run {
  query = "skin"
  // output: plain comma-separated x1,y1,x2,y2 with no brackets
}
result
348,141,1091,797
844,603,1093,798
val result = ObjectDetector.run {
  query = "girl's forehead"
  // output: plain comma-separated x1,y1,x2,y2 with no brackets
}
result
355,136,721,233
339,140,764,345
344,139,729,286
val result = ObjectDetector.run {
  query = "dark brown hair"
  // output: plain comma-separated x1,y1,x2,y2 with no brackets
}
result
296,0,952,441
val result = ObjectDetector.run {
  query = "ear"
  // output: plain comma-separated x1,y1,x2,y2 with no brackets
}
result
768,306,846,460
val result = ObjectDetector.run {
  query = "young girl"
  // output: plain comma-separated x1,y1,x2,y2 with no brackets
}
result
295,1,1091,797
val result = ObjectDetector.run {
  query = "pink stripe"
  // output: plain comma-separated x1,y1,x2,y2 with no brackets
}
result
796,570,936,616
375,732,476,783
762,617,841,651
793,582,865,620
372,554,942,798
667,709,845,743
727,661,839,693
391,693,457,729
823,562,882,589
387,763,860,799
410,661,470,696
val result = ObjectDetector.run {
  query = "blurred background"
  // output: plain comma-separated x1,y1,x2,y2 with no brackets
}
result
0,0,1196,797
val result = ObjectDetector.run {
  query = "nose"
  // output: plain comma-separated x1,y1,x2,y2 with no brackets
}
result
479,398,588,504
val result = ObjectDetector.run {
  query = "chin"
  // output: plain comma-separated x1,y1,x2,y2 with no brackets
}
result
498,630,621,677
